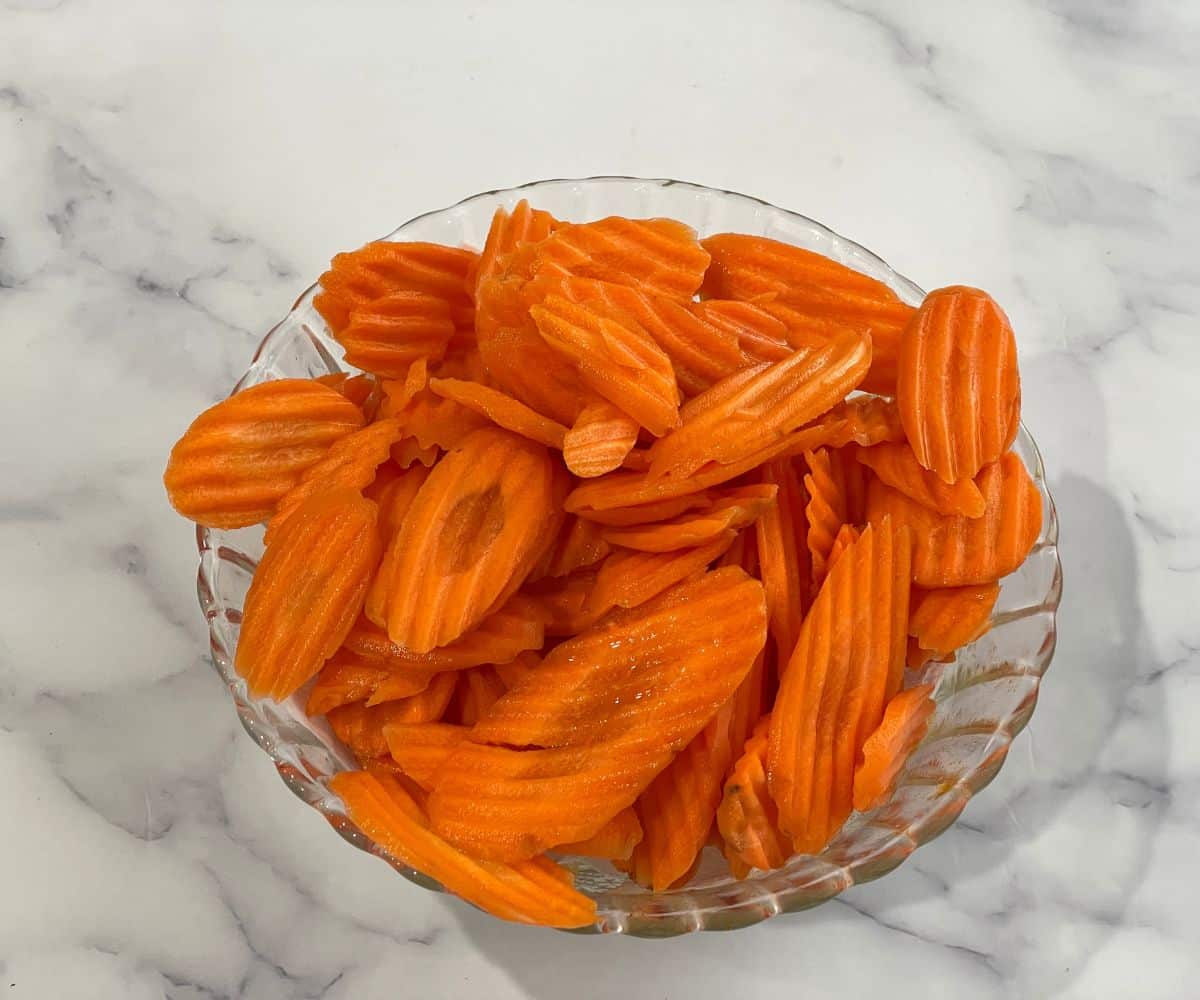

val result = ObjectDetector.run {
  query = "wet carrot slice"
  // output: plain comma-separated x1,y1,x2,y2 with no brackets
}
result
235,489,380,700
909,582,1000,655
768,519,911,852
332,769,595,928
755,458,810,664
329,674,458,759
164,379,365,528
600,484,775,552
858,440,986,518
335,292,456,376
388,386,489,453
825,523,861,576
264,419,403,544
532,217,711,301
585,532,736,615
493,650,542,689
691,299,793,365
804,446,853,592
557,807,643,862
866,451,1042,587
473,199,559,296
367,666,458,710
365,463,432,625
821,395,907,448
384,722,468,790
304,653,394,717
562,399,641,477
316,372,380,412
426,377,568,449
718,718,792,872
454,666,508,726
523,569,608,637
528,516,611,581
384,428,565,652
852,684,936,812
897,286,1021,484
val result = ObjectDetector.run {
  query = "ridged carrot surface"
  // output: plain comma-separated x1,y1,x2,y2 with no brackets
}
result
525,569,608,637
768,519,911,852
866,451,1042,587
825,523,861,576
314,241,478,334
317,371,379,412
455,667,508,726
528,516,611,581
383,428,565,652
645,328,870,480
532,217,711,301
392,388,490,453
557,807,643,862
164,380,365,528
691,299,793,365
718,718,792,873
385,723,469,790
755,458,810,665
493,650,542,689
365,668,458,714
897,286,1021,484
852,684,936,812
585,532,736,616
573,491,714,527
235,490,380,700
858,440,985,518
332,770,595,928
530,293,681,437
600,484,776,552
365,463,432,625
561,399,641,477
327,678,456,761
427,377,568,449
304,654,393,717
804,446,853,592
334,291,456,376
473,199,559,296
909,582,1000,655
264,419,403,544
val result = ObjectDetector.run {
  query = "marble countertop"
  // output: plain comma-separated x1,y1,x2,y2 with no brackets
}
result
4,1,1199,997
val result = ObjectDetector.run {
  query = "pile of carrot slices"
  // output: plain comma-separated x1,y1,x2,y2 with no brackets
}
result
164,201,1042,927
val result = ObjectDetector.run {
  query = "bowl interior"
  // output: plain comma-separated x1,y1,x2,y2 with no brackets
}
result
197,177,1062,936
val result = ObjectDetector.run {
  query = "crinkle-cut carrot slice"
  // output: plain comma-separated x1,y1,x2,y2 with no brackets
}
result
333,292,456,377
235,489,379,700
163,380,365,529
329,674,458,757
768,519,912,853
556,807,643,862
378,359,430,417
897,285,1021,484
574,491,715,527
866,451,1042,587
826,523,861,576
384,428,565,652
562,399,641,477
473,567,766,752
804,446,853,592
305,654,394,717
384,722,468,790
528,516,611,582
523,569,608,637
858,440,985,518
427,377,568,450
264,418,403,544
600,484,776,553
718,718,792,873
454,667,508,726
836,446,869,525
314,241,478,334
645,328,871,480
585,533,736,616
529,294,681,437
366,668,458,714
531,217,711,301
822,395,907,448
852,684,936,812
395,389,490,454
690,299,793,365
436,345,492,386
473,199,559,296
755,459,810,665
365,464,432,625
909,582,1000,655
391,437,440,469
332,769,595,928
316,372,380,412
628,653,765,890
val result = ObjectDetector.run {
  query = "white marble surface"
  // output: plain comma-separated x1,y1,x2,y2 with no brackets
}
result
2,0,1199,996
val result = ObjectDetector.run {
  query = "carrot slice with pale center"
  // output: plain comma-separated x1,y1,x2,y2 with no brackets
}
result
852,684,936,812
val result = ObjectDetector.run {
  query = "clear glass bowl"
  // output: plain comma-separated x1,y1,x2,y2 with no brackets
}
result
195,176,1062,936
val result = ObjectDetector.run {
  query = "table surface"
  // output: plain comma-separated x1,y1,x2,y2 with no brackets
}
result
4,2,1199,998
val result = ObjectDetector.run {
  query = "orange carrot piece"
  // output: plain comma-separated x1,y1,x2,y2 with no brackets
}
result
384,722,468,790
852,684,936,812
335,292,456,376
755,459,810,664
825,523,861,575
557,807,643,862
328,683,456,761
562,399,641,477
691,299,793,365
897,286,1021,484
585,533,736,615
428,377,568,449
858,440,986,518
909,582,1000,654
332,769,595,928
865,451,1042,587
906,636,936,670
455,666,508,726
601,484,776,553
364,463,432,625
493,650,542,689
366,668,458,712
804,446,851,591
383,428,565,652
317,372,380,412
528,516,611,581
524,569,609,637
474,199,559,296
718,718,792,872
163,379,365,528
574,491,715,527
235,490,380,700
304,654,394,717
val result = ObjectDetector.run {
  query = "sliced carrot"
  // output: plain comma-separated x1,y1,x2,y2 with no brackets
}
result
600,484,776,552
334,292,456,376
164,379,365,528
264,418,403,544
383,428,565,652
428,377,568,449
528,516,611,581
718,717,792,872
391,437,440,469
391,387,490,453
562,399,641,477
384,722,469,790
825,523,860,575
366,668,458,713
473,199,559,296
455,666,508,726
755,459,810,665
897,286,1021,484
585,532,736,615
328,680,456,761
852,684,936,812
492,649,542,689
866,451,1042,587
365,463,432,625
304,653,394,717
645,328,871,480
524,569,609,637
909,582,1000,654
532,217,710,301
803,446,851,592
858,440,985,518
235,490,380,700
317,371,380,412
331,769,595,928
556,807,643,862
574,491,715,527
691,299,792,365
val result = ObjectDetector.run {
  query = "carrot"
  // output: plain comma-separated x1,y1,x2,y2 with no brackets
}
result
897,286,1021,484
384,723,469,790
865,451,1042,587
331,769,595,928
389,387,490,454
334,292,456,376
235,490,380,700
428,377,568,449
573,491,715,527
453,666,508,726
585,533,736,615
364,463,432,625
557,807,643,862
524,569,609,637
561,399,641,477
327,679,456,762
909,582,1000,654
600,484,776,552
317,372,380,412
755,459,810,665
528,516,611,581
365,669,458,713
473,199,559,296
803,446,854,592
164,379,365,528
858,441,986,518
825,523,860,575
493,650,542,689
852,684,936,811
691,299,793,365
383,428,565,652
718,718,792,872
304,654,394,717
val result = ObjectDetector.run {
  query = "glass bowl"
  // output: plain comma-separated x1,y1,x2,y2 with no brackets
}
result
195,176,1062,936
